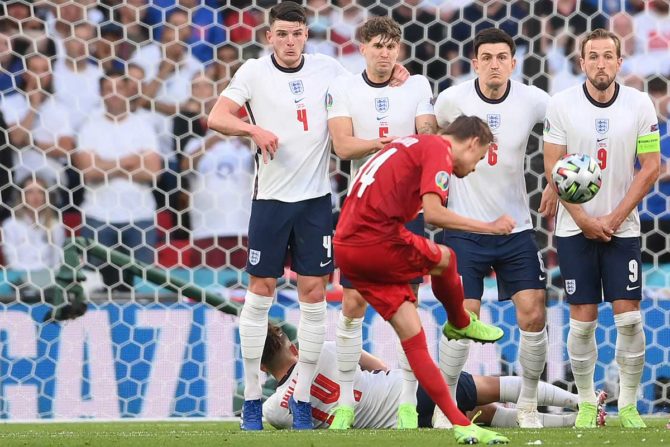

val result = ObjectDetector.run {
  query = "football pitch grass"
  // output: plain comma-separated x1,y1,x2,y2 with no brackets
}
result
0,418,668,447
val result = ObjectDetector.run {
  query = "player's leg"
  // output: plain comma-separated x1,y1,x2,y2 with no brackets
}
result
436,232,490,404
495,376,579,409
330,285,365,430
390,301,508,444
494,231,548,427
603,237,646,428
556,234,602,428
488,406,577,428
240,199,292,430
290,194,334,429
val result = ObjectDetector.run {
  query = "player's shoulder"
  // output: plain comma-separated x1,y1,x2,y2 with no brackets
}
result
330,72,360,89
618,83,653,105
306,53,343,69
407,74,431,87
510,79,550,102
437,79,475,100
548,83,583,107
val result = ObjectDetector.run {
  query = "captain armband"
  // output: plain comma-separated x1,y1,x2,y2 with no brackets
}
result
636,132,660,154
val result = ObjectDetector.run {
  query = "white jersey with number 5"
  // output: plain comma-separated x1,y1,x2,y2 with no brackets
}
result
222,54,348,202
326,73,434,178
263,342,402,429
543,83,660,237
434,79,549,233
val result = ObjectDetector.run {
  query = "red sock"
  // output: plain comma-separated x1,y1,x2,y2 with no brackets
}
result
431,247,470,329
401,329,471,426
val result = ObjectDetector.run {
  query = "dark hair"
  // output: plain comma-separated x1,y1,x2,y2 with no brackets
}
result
261,323,290,368
269,1,306,26
473,28,516,57
356,16,401,44
442,115,494,146
580,28,621,58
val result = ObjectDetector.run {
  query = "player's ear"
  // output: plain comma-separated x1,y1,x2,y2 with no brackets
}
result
260,364,268,373
289,344,298,356
511,57,517,71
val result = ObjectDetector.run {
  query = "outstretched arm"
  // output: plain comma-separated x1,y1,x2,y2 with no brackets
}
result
422,193,515,234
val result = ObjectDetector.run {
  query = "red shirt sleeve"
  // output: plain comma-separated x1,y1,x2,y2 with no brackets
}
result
419,137,452,205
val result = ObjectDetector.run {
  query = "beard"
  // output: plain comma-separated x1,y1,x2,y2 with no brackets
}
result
589,73,615,91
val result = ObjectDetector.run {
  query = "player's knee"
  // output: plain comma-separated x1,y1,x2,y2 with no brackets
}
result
248,276,277,297
518,309,546,332
298,278,327,303
342,289,367,318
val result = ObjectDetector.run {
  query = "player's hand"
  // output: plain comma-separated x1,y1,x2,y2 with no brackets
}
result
538,184,559,219
597,213,622,235
250,126,279,164
388,64,409,87
489,215,515,234
373,136,396,152
578,216,613,242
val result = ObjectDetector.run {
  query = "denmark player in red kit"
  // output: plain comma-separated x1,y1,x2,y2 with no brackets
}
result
335,116,514,445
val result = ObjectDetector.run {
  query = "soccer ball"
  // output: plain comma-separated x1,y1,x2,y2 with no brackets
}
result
551,153,602,204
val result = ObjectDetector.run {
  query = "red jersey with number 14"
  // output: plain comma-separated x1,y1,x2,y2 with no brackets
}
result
335,134,453,246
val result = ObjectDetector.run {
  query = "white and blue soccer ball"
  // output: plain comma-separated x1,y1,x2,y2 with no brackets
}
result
551,153,602,204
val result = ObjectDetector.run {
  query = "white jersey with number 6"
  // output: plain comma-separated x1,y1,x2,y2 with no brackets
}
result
434,79,549,233
222,54,348,203
263,342,402,429
326,73,434,178
543,83,659,237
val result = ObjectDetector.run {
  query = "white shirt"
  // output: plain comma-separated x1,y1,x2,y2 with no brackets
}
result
77,112,159,223
1,216,65,271
221,54,348,202
263,342,402,429
434,79,550,232
327,73,434,177
544,83,659,237
0,93,73,186
185,135,253,239
52,59,103,131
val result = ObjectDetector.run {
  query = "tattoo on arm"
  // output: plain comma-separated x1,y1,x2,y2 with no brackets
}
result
417,121,437,134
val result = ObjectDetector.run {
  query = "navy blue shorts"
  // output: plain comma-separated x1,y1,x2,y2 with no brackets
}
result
439,229,546,301
339,214,426,289
417,371,477,427
246,194,334,278
555,234,642,304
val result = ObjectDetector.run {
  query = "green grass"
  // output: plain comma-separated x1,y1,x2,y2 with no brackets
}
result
0,418,667,446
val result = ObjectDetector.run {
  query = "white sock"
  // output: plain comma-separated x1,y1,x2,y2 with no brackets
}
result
567,319,598,405
499,376,579,410
439,336,471,398
490,407,576,428
239,291,273,400
397,337,418,406
517,327,548,409
336,312,363,408
293,300,327,403
614,311,645,409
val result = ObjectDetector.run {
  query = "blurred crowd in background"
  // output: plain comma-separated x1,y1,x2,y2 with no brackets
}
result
0,0,668,295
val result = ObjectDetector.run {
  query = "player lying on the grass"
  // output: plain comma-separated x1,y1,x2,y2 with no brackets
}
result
261,324,592,429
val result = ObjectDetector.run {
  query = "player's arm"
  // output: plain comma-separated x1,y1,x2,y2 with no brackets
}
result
207,96,278,164
120,150,162,183
328,116,394,160
422,193,515,234
359,350,389,372
601,151,660,233
544,141,612,241
415,114,438,135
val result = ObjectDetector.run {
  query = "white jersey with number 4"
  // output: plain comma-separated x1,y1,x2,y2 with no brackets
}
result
434,79,550,233
543,83,660,237
326,73,434,177
222,54,348,202
263,342,402,429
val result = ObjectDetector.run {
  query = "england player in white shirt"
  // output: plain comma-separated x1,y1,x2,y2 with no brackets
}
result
261,324,585,430
325,16,437,430
433,28,552,429
543,28,660,429
207,3,408,431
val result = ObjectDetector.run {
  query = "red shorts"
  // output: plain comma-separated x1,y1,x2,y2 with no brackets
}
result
334,229,442,320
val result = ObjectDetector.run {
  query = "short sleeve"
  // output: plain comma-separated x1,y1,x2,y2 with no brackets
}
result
221,59,256,106
543,96,567,146
419,138,452,204
532,86,551,125
326,75,353,119
433,88,461,129
636,94,661,154
414,76,435,117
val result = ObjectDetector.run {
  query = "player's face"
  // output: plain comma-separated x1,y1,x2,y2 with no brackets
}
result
452,137,487,178
268,20,308,68
580,38,622,92
361,35,400,80
472,43,516,90
102,76,128,113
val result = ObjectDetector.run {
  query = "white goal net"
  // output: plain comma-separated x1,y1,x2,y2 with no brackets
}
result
0,0,668,420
